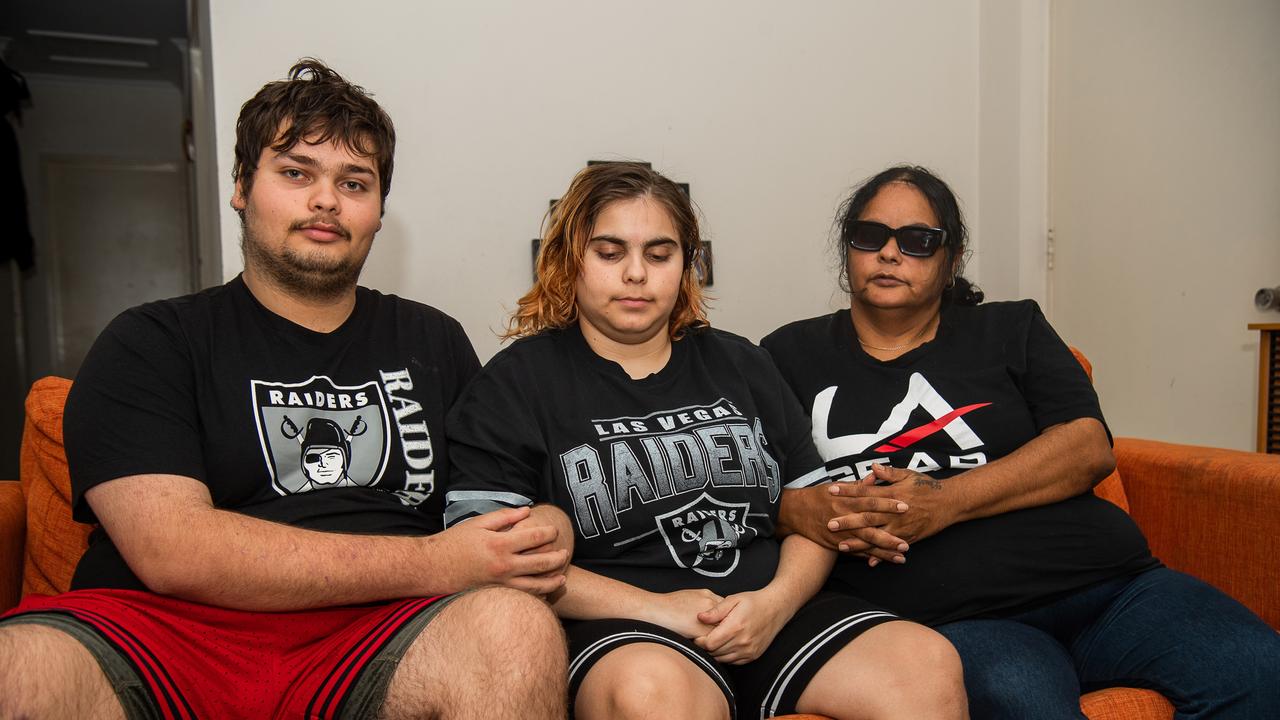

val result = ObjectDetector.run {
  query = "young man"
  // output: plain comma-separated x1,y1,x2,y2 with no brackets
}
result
0,60,571,720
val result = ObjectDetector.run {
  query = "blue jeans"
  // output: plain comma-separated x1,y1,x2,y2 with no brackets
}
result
935,568,1280,719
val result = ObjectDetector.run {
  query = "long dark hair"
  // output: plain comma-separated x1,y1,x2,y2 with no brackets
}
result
834,165,983,306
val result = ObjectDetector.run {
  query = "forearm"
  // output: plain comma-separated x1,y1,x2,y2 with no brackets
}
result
90,475,565,611
131,504,447,611
946,417,1114,524
761,534,834,614
776,488,812,539
550,563,661,622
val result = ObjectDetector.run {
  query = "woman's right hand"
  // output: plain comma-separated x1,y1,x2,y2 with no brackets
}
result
644,588,724,638
778,483,911,566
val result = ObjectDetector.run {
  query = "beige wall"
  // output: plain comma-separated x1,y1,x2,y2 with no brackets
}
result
208,0,1046,360
1050,0,1280,450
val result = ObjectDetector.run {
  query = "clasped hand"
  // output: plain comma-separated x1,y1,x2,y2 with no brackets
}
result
793,463,954,566
441,506,570,595
650,588,791,665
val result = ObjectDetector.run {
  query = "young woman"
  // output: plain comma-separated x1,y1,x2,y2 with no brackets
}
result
443,163,966,720
764,165,1280,718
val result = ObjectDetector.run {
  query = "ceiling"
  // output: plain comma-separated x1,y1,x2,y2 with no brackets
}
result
1,0,187,85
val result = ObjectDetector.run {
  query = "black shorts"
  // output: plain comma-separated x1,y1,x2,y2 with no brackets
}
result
565,592,895,719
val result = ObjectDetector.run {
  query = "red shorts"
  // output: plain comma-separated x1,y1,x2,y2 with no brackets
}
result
2,588,455,720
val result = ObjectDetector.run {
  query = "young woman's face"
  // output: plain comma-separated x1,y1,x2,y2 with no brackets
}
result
575,195,685,346
847,182,953,312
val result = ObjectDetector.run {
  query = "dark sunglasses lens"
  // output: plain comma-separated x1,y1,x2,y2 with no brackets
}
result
896,228,944,257
848,222,890,251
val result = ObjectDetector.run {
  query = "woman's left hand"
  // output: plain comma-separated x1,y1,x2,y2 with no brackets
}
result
830,464,957,546
692,590,792,665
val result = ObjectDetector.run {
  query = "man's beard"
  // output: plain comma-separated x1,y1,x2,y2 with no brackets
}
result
240,213,369,301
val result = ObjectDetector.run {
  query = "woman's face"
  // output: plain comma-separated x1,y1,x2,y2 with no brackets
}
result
847,182,953,313
575,195,685,347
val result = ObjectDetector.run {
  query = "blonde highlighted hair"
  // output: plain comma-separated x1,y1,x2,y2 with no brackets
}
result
504,162,710,340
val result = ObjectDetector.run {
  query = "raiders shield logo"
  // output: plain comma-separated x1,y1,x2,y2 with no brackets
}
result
655,493,757,577
251,376,392,497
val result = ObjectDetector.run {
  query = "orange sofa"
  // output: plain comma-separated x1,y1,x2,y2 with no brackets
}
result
2,375,1278,720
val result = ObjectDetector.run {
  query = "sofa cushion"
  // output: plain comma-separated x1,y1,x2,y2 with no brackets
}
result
1080,687,1173,719
1068,348,1130,513
20,376,91,597
0,481,24,609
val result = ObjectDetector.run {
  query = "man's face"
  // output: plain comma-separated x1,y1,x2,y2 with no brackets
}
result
232,135,383,299
302,447,347,484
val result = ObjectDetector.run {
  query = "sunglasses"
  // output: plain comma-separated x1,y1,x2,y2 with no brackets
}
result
845,220,948,258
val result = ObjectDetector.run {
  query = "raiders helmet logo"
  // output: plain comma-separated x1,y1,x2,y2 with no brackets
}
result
251,376,392,496
655,493,757,577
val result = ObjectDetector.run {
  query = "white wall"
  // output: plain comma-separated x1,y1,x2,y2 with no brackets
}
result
208,0,1044,361
1050,0,1280,450
978,0,1049,304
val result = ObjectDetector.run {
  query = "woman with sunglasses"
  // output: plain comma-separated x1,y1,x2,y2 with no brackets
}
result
763,165,1280,718
442,162,967,720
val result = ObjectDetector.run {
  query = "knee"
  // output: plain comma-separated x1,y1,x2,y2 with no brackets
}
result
460,587,565,672
598,652,721,720
959,646,1075,716
886,625,967,711
961,649,1045,710
1213,624,1280,711
0,624,119,718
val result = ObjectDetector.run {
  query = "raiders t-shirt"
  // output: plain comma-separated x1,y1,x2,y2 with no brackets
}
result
64,275,479,591
444,325,826,597
761,301,1158,625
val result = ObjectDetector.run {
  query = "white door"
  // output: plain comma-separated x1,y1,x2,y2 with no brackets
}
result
1049,0,1280,450
45,157,192,377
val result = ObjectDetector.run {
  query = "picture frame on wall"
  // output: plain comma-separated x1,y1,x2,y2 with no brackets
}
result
530,160,710,285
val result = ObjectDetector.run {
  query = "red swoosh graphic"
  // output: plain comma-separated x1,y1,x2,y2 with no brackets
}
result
873,402,991,453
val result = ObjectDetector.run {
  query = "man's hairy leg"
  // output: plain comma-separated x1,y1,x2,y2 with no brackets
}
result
0,624,125,720
380,587,567,719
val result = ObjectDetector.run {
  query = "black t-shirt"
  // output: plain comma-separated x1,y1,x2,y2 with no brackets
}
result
761,301,1159,625
64,275,480,591
444,325,827,597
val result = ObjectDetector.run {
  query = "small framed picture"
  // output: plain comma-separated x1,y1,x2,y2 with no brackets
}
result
698,241,714,287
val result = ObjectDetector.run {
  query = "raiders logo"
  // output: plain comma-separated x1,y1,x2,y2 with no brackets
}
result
251,376,392,497
655,493,757,577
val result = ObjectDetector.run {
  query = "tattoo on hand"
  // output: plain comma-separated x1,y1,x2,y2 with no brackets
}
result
913,475,944,490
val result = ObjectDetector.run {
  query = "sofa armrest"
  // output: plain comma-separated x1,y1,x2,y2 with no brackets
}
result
0,480,25,612
1115,437,1280,629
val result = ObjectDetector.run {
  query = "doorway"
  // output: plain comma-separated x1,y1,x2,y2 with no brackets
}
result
0,0,219,476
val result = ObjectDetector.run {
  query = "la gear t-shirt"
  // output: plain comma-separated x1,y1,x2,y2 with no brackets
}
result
762,301,1158,625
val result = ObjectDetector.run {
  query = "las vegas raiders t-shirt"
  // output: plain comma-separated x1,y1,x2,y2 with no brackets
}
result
64,275,479,591
761,301,1158,625
444,325,827,597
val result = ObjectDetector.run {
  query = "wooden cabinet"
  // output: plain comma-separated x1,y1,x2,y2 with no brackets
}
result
1251,323,1280,454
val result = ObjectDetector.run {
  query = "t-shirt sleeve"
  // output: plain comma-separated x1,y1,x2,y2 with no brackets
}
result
754,347,827,489
1018,302,1111,439
442,355,545,527
444,316,481,407
64,306,205,523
